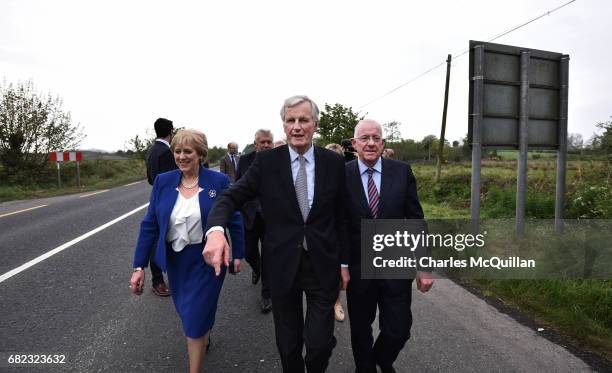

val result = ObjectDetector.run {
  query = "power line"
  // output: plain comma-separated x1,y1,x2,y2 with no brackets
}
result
358,0,577,110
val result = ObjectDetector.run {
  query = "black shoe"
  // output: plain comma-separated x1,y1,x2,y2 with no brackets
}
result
379,366,397,373
252,270,260,285
260,297,272,313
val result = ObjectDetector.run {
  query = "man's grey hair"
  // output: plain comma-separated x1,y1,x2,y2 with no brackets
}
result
254,128,273,141
280,95,320,124
353,119,383,138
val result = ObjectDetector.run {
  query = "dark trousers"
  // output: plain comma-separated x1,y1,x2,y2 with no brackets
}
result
271,250,337,373
347,279,413,372
149,244,164,285
244,214,269,298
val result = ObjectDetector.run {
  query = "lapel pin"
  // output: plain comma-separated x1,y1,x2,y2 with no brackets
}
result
208,189,217,198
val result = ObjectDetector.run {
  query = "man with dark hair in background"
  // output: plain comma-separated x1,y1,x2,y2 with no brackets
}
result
341,138,357,162
235,129,274,313
144,117,177,296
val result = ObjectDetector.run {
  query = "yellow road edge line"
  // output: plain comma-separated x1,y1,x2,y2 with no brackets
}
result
0,204,48,219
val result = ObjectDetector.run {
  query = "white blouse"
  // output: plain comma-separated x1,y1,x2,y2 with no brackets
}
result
166,188,204,252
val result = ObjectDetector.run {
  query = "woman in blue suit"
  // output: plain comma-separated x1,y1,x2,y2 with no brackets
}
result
130,129,244,373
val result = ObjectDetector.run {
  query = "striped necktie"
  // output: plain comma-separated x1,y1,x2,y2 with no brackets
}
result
367,168,380,218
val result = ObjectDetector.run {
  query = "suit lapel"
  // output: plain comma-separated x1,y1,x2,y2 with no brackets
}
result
279,146,303,220
379,158,393,218
350,161,371,217
309,147,327,219
159,171,180,227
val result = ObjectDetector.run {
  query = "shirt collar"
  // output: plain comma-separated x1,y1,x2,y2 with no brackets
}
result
156,139,170,148
358,157,382,175
288,143,315,164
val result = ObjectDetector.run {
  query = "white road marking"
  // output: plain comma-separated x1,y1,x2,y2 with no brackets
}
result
79,189,109,198
0,203,149,284
125,181,144,187
0,205,48,219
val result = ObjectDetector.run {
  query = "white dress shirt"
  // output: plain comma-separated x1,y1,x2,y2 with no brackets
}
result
205,144,316,238
156,138,171,148
166,188,204,252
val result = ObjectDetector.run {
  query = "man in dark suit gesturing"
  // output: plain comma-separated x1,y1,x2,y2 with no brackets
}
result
235,128,274,313
204,95,349,373
345,119,433,373
145,117,178,296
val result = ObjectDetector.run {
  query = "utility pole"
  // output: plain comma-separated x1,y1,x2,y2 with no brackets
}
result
436,54,452,182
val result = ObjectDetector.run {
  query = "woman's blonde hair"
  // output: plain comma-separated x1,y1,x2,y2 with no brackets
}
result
325,143,344,156
171,129,209,164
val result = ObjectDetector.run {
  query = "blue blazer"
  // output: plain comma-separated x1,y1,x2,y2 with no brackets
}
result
133,166,244,271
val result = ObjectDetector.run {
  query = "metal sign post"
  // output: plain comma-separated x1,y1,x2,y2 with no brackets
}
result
470,45,484,234
555,56,570,233
76,161,81,188
56,162,62,189
516,51,530,235
50,151,83,188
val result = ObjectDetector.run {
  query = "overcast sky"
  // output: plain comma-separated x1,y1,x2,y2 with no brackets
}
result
1,0,610,152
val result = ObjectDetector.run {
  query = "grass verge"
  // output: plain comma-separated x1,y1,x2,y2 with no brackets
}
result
416,162,611,363
0,159,146,203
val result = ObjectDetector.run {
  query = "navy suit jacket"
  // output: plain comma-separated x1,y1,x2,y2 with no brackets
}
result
345,158,426,291
146,140,177,186
235,150,260,230
206,145,348,297
133,166,244,271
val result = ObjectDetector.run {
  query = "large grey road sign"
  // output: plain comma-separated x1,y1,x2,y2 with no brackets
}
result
468,40,569,234
468,40,568,149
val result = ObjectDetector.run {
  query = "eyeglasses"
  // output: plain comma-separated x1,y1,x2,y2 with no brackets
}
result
354,135,383,143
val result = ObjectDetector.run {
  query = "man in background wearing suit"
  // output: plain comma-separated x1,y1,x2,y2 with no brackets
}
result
344,119,433,373
219,142,239,183
145,117,177,297
203,95,349,373
235,129,274,313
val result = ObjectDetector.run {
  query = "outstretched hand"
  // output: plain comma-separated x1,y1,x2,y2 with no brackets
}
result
203,231,230,276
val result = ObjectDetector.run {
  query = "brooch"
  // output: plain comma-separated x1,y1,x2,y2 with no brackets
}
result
208,189,217,198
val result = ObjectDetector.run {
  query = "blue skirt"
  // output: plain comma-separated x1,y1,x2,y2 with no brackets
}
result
166,242,226,338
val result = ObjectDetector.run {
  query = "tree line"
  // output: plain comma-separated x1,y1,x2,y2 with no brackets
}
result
2,79,611,185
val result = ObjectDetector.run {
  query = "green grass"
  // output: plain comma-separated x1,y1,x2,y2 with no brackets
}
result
416,160,612,362
464,279,612,360
0,159,146,202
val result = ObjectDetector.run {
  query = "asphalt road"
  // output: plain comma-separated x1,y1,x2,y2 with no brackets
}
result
0,180,600,372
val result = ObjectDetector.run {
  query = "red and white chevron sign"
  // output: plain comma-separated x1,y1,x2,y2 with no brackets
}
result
50,151,83,162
